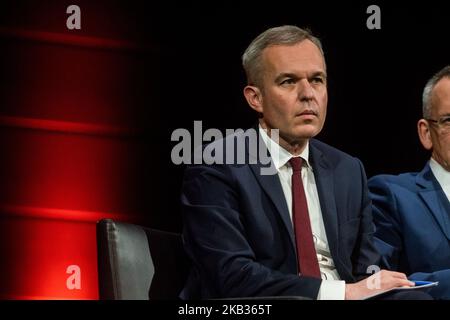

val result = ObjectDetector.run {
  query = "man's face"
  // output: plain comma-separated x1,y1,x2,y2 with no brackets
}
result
427,78,450,170
256,40,328,145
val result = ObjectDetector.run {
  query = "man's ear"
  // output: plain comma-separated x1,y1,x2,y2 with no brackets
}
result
418,119,433,150
243,85,263,113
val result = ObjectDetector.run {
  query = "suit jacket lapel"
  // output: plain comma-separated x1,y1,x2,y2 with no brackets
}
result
246,128,296,252
417,163,450,241
309,142,340,260
246,132,341,263
249,163,296,250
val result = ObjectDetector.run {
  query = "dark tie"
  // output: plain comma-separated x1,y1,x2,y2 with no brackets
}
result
289,157,321,278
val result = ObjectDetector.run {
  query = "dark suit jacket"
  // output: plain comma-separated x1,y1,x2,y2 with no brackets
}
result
369,163,450,299
180,129,380,299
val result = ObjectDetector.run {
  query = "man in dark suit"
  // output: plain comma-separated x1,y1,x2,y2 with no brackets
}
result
181,25,424,300
369,66,450,299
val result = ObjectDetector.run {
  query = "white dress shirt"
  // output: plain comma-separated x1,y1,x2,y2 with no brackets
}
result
429,158,450,201
259,126,345,300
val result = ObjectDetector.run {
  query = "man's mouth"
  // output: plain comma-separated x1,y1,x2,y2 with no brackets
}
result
296,110,318,117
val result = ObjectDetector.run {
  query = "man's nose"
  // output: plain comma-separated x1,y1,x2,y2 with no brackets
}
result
298,79,314,101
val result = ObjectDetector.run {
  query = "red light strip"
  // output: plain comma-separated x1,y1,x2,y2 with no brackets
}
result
0,115,137,137
0,27,151,52
0,293,96,300
0,204,139,223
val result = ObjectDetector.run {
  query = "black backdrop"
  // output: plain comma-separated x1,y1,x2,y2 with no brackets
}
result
1,1,449,232
154,1,450,231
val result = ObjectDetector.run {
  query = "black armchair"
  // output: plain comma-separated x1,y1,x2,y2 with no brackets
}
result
96,219,310,300
96,219,189,300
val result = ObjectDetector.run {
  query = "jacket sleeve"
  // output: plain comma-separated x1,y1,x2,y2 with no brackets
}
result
368,175,404,271
350,159,382,281
369,175,450,299
181,163,321,299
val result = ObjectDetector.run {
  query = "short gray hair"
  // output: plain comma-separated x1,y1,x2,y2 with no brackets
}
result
422,65,450,118
242,25,325,87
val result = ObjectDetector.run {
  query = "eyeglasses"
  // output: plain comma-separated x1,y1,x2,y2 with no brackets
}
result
425,116,450,133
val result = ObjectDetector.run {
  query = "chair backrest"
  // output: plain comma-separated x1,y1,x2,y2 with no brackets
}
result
96,219,189,300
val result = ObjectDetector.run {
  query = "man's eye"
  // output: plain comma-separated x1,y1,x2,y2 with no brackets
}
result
441,117,450,124
281,79,296,85
311,77,324,84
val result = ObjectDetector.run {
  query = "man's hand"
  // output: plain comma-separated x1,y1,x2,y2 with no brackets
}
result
345,270,414,300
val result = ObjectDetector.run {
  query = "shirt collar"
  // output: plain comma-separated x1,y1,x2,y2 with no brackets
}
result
259,124,310,170
429,157,450,188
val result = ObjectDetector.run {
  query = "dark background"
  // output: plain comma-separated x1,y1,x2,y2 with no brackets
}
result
1,0,449,233
155,0,450,231
0,0,449,300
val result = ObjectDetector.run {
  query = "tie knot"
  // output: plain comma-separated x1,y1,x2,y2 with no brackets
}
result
289,157,303,172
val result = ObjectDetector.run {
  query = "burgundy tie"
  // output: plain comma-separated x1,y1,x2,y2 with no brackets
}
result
289,157,321,278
